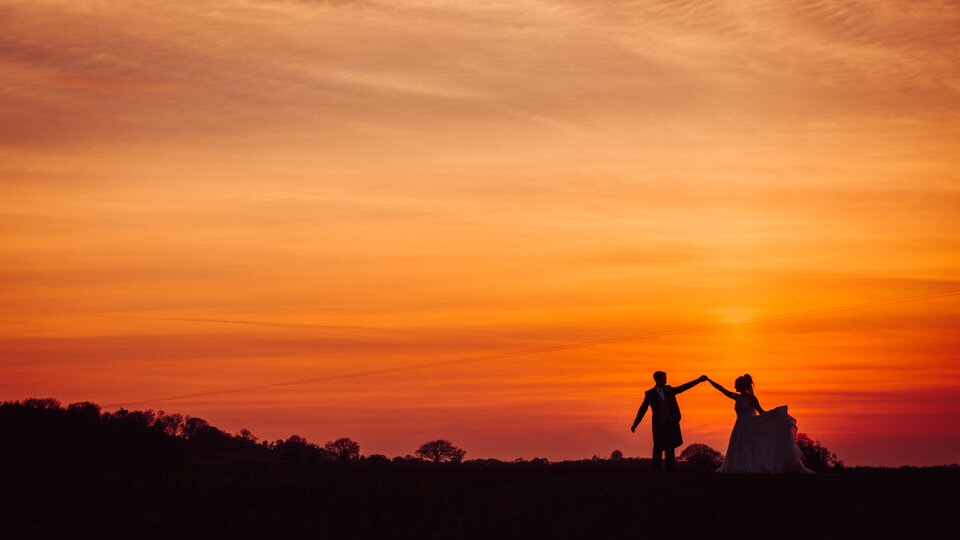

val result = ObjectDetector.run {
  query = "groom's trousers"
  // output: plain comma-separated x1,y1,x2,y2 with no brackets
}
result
651,421,682,470
652,445,676,470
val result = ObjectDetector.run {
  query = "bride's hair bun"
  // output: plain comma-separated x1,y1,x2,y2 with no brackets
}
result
735,374,755,392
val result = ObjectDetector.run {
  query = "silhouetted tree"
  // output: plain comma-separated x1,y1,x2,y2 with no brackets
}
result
680,443,724,470
236,428,258,443
796,433,843,472
66,402,102,435
67,401,101,419
152,411,184,436
415,440,466,463
182,417,210,439
121,410,155,430
324,437,360,462
610,449,624,461
23,397,60,410
275,435,322,462
191,425,228,445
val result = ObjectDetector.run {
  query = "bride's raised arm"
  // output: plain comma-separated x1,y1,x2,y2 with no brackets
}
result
707,378,738,400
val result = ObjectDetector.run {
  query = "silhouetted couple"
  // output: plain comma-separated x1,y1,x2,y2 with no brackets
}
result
631,371,812,473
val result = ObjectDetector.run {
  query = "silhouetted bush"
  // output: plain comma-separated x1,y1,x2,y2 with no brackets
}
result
365,454,390,464
680,443,724,470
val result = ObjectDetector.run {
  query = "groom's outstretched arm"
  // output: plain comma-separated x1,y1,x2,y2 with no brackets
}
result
673,375,708,394
631,395,651,432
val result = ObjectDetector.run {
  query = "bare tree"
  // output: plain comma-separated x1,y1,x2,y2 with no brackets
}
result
415,440,466,463
23,397,61,410
236,428,258,443
152,411,183,436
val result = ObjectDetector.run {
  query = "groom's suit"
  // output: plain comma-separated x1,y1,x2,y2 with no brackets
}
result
634,380,700,468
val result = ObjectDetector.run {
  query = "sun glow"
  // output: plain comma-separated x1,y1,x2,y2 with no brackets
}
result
715,308,758,325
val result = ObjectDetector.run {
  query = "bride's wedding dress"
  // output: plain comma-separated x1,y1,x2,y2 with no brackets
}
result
717,396,813,474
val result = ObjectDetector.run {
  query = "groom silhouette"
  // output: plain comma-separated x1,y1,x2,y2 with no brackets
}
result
631,371,707,470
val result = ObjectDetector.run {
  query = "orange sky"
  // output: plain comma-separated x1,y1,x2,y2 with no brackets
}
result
1,0,959,466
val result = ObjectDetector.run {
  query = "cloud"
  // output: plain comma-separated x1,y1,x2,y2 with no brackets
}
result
0,0,955,160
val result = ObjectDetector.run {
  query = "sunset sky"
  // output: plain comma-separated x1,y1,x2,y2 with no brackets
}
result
2,0,959,466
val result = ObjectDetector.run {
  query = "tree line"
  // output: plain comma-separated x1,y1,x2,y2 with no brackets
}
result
0,398,468,465
0,398,840,470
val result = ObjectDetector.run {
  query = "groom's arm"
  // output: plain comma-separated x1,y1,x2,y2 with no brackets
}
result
631,395,650,432
673,375,708,394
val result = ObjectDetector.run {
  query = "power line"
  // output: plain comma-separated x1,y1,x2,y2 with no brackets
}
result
104,287,960,408
132,316,383,331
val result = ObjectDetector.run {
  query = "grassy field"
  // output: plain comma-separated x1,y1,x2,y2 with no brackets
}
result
2,462,956,539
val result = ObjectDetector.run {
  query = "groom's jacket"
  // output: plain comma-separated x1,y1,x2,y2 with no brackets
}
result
634,379,700,449
638,380,699,425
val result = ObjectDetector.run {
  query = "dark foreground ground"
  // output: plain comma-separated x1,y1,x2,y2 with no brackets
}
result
1,462,957,539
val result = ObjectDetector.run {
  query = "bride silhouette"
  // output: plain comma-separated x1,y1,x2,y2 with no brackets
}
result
707,374,813,474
